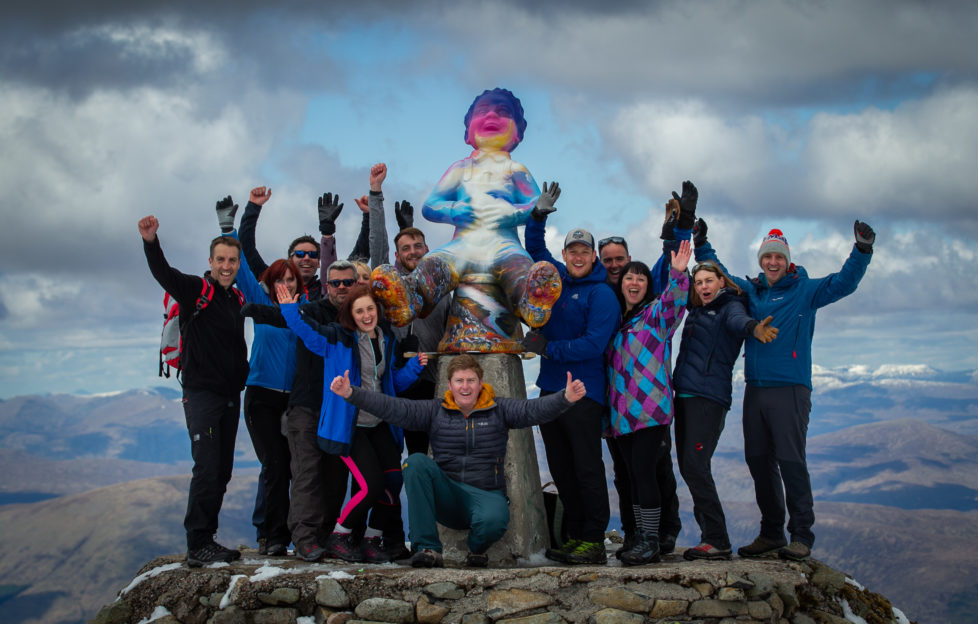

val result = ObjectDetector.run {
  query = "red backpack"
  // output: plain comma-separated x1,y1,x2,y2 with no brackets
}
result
159,278,244,378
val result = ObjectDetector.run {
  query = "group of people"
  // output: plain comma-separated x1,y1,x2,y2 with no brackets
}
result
139,90,874,570
139,169,874,569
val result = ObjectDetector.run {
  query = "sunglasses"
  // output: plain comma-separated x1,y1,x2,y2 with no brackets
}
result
327,278,356,287
598,236,627,251
691,261,719,273
291,249,320,259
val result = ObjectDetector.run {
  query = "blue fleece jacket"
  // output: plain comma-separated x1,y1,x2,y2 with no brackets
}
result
225,230,299,391
695,242,871,389
524,217,621,404
280,302,422,456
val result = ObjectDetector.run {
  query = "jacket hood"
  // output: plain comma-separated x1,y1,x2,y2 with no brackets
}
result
441,382,496,413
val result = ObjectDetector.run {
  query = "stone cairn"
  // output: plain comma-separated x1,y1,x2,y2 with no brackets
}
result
91,548,913,624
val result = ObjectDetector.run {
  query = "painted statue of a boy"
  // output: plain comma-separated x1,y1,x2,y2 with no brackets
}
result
372,88,560,352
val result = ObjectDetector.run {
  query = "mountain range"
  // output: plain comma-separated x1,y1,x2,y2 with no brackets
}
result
0,364,976,624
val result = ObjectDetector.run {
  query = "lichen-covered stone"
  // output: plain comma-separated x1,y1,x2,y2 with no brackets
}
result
423,582,464,600
626,581,699,601
716,587,745,601
207,605,245,624
317,578,350,608
810,565,845,595
649,599,687,617
587,607,644,624
748,600,773,619
258,587,301,606
769,591,785,617
416,595,449,624
688,599,748,618
810,610,849,624
90,600,131,624
460,613,491,624
325,612,353,624
487,588,552,619
587,587,649,613
725,573,754,590
746,572,775,598
250,607,300,624
355,597,415,623
691,581,714,597
777,580,800,616
496,613,565,624
791,612,816,624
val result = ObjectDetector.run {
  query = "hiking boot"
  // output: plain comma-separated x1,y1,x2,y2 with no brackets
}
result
257,537,268,555
659,533,678,556
410,548,444,568
779,541,811,561
545,538,581,563
214,541,241,561
265,541,289,557
465,552,489,568
737,535,788,558
325,532,364,563
614,533,636,561
382,539,412,561
187,542,238,568
295,543,326,562
683,542,733,561
619,531,660,566
361,536,392,564
565,540,608,565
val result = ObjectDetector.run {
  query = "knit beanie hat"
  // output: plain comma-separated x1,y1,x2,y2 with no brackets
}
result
757,229,790,266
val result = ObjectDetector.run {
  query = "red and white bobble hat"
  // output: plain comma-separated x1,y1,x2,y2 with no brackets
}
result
757,229,791,266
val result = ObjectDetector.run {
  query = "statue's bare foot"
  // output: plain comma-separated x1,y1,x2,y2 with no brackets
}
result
519,261,562,328
371,265,420,327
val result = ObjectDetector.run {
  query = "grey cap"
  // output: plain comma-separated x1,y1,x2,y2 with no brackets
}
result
563,227,594,249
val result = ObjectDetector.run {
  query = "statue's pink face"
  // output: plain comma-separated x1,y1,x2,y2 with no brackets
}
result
466,95,518,151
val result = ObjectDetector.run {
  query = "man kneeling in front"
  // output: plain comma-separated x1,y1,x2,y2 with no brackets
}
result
330,354,586,568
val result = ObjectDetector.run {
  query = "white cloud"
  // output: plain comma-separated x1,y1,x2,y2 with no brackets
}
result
805,87,978,220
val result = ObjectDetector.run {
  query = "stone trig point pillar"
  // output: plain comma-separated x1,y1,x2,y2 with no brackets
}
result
433,353,548,565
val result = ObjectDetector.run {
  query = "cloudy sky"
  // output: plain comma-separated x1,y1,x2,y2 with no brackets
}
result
1,1,977,397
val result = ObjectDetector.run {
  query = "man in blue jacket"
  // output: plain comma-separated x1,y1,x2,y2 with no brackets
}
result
698,221,875,561
522,184,621,564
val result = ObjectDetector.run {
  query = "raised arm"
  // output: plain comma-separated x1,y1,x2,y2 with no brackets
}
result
523,181,561,265
139,215,207,302
238,186,273,279
809,221,874,309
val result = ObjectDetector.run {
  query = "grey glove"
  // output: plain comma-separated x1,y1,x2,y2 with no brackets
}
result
318,192,343,235
531,181,561,221
216,196,238,233
854,220,875,253
673,180,699,230
395,200,414,230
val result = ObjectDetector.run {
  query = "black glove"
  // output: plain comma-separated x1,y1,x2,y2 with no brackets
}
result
660,211,678,241
216,195,238,233
521,330,548,355
692,218,708,248
531,181,561,221
673,180,698,230
395,200,414,230
317,192,343,235
395,334,420,368
854,220,875,253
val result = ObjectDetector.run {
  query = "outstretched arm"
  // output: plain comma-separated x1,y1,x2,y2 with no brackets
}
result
333,370,438,431
139,215,206,302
